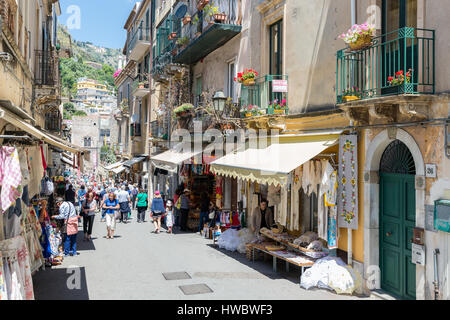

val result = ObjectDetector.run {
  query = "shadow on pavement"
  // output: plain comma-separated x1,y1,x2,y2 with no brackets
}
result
206,244,302,284
32,267,89,300
75,231,96,252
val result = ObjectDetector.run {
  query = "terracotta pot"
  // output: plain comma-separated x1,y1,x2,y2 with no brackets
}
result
183,16,191,25
242,78,256,86
342,95,360,102
170,32,177,39
138,84,145,89
214,13,227,23
197,0,209,11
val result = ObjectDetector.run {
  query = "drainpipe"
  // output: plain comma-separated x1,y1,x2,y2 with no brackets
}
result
347,0,356,267
433,249,440,300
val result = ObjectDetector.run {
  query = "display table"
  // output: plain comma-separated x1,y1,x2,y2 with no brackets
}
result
247,243,315,274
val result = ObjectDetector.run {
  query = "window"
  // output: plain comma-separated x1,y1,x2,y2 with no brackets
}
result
83,137,92,147
269,20,283,75
227,61,236,102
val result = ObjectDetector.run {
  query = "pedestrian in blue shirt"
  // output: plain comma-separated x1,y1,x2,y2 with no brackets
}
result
150,191,165,234
103,193,120,239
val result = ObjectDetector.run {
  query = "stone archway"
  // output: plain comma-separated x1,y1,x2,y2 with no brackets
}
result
363,128,426,299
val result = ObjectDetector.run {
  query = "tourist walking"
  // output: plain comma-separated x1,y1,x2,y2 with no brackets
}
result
131,184,138,210
99,186,108,222
103,193,119,239
77,185,87,215
65,184,76,205
150,191,165,234
179,189,191,232
52,198,80,257
117,186,131,223
82,192,97,242
165,200,175,234
136,188,148,223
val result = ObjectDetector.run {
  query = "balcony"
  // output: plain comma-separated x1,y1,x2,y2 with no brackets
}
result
336,27,435,105
240,75,289,118
152,15,178,78
127,26,151,61
173,0,242,65
132,74,150,97
35,50,58,86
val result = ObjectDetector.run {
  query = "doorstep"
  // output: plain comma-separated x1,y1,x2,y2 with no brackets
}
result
370,289,398,300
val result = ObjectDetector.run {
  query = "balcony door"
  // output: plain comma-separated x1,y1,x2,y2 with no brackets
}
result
269,20,283,76
382,0,418,94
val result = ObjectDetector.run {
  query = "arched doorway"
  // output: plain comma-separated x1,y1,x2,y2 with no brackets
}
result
379,140,416,299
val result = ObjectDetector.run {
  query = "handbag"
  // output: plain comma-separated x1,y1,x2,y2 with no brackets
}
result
208,210,215,220
66,217,79,236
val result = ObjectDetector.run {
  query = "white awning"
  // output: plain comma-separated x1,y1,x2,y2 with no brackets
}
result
0,106,81,154
62,156,77,168
151,143,203,173
210,133,341,186
104,161,124,171
112,166,127,174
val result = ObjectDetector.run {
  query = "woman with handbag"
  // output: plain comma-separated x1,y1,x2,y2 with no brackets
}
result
103,193,120,239
150,191,165,234
51,197,80,256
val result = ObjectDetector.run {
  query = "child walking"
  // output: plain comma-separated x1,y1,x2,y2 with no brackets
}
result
165,200,175,234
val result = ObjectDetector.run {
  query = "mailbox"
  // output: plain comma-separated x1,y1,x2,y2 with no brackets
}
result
434,200,450,233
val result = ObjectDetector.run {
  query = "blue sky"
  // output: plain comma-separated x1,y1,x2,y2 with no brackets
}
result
59,0,138,49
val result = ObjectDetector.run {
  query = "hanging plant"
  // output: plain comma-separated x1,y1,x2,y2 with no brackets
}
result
174,103,194,117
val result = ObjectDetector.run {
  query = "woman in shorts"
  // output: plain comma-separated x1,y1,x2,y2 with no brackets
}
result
103,193,120,239
150,191,165,234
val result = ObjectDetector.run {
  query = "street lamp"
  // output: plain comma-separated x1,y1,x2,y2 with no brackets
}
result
213,91,227,113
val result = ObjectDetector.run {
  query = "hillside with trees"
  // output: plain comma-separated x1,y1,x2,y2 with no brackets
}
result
58,25,123,98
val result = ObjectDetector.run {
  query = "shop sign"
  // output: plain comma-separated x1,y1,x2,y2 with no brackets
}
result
272,80,288,92
338,134,358,230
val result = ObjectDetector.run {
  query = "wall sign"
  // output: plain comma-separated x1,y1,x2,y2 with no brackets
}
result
425,164,437,178
412,243,426,265
338,135,358,230
272,80,288,92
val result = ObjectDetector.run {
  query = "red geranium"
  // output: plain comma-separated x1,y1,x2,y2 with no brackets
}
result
235,69,258,83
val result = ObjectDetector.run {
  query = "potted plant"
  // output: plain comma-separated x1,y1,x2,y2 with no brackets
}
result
176,36,190,49
268,99,288,114
202,3,219,26
339,22,375,51
240,104,260,118
197,0,210,11
174,103,194,117
341,87,363,102
183,15,191,25
214,12,227,23
138,82,145,89
388,69,412,86
170,32,177,39
235,68,259,86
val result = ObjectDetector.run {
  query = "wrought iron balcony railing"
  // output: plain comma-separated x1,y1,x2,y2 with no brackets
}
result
240,75,289,118
336,27,435,104
35,50,58,86
127,26,151,58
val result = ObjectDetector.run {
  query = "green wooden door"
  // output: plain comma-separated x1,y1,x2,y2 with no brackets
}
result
380,172,416,299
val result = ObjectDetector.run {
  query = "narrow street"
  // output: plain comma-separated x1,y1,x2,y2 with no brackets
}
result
32,209,374,300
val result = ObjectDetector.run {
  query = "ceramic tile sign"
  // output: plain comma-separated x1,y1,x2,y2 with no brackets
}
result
338,135,358,230
272,80,288,92
425,164,437,178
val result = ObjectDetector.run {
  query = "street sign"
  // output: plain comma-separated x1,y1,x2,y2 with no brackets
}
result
272,80,288,92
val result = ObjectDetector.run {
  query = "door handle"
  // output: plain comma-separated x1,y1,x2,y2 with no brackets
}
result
386,232,392,237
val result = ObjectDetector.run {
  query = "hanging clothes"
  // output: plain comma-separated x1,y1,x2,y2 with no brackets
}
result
18,148,30,187
290,167,302,231
267,184,281,206
0,236,34,300
0,253,7,300
317,160,329,241
322,161,338,207
0,147,22,212
328,206,338,249
278,187,288,226
302,161,311,196
26,147,44,199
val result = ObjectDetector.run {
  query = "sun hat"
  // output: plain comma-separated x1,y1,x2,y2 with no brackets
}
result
155,191,161,196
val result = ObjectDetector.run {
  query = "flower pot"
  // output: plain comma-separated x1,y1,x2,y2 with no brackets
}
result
138,84,145,89
183,16,191,25
170,32,177,39
242,78,256,86
245,112,254,118
342,95,360,102
197,0,209,11
214,13,227,23
349,34,373,51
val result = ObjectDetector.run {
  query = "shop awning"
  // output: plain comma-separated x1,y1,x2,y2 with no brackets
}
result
43,130,87,154
0,107,81,154
104,161,125,171
151,144,203,173
123,156,146,168
112,166,127,174
62,156,77,168
210,132,341,186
